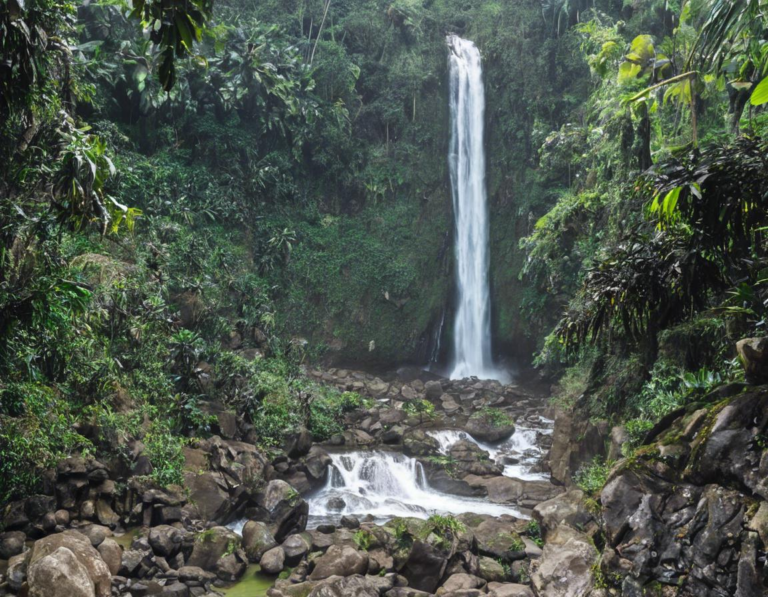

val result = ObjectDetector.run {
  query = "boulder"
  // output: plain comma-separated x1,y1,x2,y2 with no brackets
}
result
533,490,596,539
400,540,446,593
96,538,122,576
307,574,381,597
217,552,247,582
530,524,597,597
118,548,145,577
282,533,311,565
187,526,241,572
487,583,535,597
242,520,278,562
340,515,360,530
477,556,506,582
255,480,309,542
402,429,440,457
459,515,525,560
464,475,562,507
424,381,443,401
304,447,332,485
0,530,27,559
178,565,216,582
260,546,286,574
548,410,607,487
27,546,96,597
380,409,407,425
187,472,230,522
7,552,30,592
607,426,630,462
76,524,110,547
161,582,190,597
736,337,768,384
148,525,184,557
449,440,503,476
284,427,313,458
309,545,368,580
437,573,486,595
465,411,515,443
28,531,111,597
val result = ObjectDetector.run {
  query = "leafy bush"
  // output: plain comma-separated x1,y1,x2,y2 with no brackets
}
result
525,519,544,547
403,399,435,421
422,514,466,545
0,384,93,502
622,419,654,457
573,457,614,495
142,425,188,486
353,530,373,551
309,389,368,441
471,407,514,427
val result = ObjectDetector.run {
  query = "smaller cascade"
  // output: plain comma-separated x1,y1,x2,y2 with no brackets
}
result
308,450,521,526
428,420,553,481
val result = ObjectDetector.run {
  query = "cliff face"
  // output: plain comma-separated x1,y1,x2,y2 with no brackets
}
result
595,389,768,596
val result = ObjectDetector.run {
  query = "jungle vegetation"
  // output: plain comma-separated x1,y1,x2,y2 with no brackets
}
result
1,0,768,501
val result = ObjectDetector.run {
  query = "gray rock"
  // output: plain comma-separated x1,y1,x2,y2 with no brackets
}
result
28,546,96,597
533,489,596,539
282,533,311,565
260,546,286,574
29,530,112,597
187,527,240,572
340,515,360,530
307,574,380,597
736,337,768,384
0,530,27,559
309,545,368,580
465,411,515,443
148,525,184,558
96,538,122,576
402,429,440,457
438,573,486,594
530,524,597,597
242,520,278,562
487,583,535,597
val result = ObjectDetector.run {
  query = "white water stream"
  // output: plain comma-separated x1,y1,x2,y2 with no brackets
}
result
427,424,552,482
447,36,505,382
307,450,523,526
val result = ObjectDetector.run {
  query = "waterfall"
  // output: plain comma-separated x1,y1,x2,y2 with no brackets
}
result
447,35,501,382
428,424,553,482
307,450,521,526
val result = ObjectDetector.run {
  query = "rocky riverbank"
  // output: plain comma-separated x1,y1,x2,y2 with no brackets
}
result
2,364,766,597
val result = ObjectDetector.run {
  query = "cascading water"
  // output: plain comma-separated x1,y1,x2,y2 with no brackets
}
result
307,450,522,526
428,422,553,482
447,36,503,382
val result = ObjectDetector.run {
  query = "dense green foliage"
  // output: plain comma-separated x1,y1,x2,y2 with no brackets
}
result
2,0,768,503
519,0,768,433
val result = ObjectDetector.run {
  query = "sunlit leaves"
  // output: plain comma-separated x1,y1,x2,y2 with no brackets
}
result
750,76,768,105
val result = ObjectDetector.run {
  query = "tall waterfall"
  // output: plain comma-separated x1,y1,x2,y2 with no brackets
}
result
447,36,499,381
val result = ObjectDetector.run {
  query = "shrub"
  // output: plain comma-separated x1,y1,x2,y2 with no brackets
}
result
0,384,93,502
142,425,187,486
353,529,373,551
471,407,513,427
573,457,614,495
622,418,654,457
525,519,544,547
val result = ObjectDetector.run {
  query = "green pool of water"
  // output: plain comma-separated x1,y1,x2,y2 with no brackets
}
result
220,564,275,596
113,528,141,550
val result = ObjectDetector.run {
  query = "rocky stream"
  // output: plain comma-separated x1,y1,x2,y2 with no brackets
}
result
2,363,766,597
